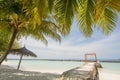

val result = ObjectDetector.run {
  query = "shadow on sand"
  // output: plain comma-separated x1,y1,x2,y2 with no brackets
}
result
0,65,60,80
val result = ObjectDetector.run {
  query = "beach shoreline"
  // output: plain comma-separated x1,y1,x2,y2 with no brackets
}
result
1,61,120,80
7,59,120,63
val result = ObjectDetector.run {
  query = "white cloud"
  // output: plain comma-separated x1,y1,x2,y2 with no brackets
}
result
10,14,120,59
14,31,120,60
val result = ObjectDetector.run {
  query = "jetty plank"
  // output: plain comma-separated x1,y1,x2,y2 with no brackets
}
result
60,63,99,80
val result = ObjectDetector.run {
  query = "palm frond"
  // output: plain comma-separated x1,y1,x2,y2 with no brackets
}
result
40,21,61,42
31,7,41,29
76,0,94,37
0,25,20,52
30,33,48,45
54,0,78,36
24,6,41,30
37,0,48,19
109,0,120,12
19,20,61,45
98,7,117,35
47,0,55,13
23,0,48,30
94,0,109,23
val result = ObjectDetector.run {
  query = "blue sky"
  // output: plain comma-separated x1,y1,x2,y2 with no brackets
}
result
8,13,120,60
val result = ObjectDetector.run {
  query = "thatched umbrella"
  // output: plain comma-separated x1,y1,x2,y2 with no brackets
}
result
9,46,37,70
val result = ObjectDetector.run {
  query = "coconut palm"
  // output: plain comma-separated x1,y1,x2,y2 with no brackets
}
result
94,0,120,34
76,0,120,37
0,36,20,55
53,0,79,35
0,24,20,53
0,1,27,64
53,0,120,37
0,0,120,64
0,0,60,64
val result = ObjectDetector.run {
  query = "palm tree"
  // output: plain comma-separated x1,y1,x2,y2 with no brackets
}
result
0,35,20,55
0,26,18,51
94,0,120,34
0,1,26,64
52,0,120,37
0,0,120,64
0,0,60,64
0,24,20,61
52,0,79,35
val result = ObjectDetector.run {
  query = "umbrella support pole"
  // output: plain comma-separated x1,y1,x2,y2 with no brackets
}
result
17,54,23,70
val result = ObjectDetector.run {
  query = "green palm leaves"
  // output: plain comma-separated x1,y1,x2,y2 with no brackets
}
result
109,0,120,12
76,0,118,37
77,0,94,37
23,0,48,29
0,26,20,53
0,0,120,64
0,0,119,50
20,20,61,45
0,0,61,64
53,0,119,37
1,0,119,38
94,0,118,35
0,0,61,45
98,8,117,34
54,0,78,35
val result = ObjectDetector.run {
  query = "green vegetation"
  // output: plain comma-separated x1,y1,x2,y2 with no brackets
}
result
0,24,20,54
0,0,120,64
53,0,120,36
0,0,61,64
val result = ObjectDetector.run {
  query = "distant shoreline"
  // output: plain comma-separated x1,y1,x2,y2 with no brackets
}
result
7,59,120,62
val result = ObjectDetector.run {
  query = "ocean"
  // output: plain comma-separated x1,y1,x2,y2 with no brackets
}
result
3,60,83,73
3,60,120,80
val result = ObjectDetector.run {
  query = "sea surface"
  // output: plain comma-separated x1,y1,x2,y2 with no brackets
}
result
4,60,83,73
3,60,120,80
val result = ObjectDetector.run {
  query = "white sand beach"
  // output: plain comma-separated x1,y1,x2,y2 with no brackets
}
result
0,65,60,80
99,69,120,80
1,62,120,80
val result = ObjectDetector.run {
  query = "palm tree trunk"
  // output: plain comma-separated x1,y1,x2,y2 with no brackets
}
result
0,28,18,65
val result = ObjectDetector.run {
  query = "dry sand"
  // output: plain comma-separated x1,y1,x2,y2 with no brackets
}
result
99,69,120,80
0,65,120,80
0,65,60,80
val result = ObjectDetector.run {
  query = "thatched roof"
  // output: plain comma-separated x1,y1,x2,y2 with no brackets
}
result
9,46,37,57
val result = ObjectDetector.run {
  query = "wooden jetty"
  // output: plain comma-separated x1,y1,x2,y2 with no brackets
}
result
60,63,99,80
60,53,101,80
84,53,102,68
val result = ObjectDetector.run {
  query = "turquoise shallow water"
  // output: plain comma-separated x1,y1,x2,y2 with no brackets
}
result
3,60,120,74
4,60,83,73
3,60,120,80
100,62,120,74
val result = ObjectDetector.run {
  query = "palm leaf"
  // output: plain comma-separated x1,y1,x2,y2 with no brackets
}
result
47,0,55,13
109,0,120,12
23,0,48,30
76,0,94,37
94,0,109,23
19,20,61,45
0,25,20,52
54,0,78,36
98,7,117,35
40,21,61,42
